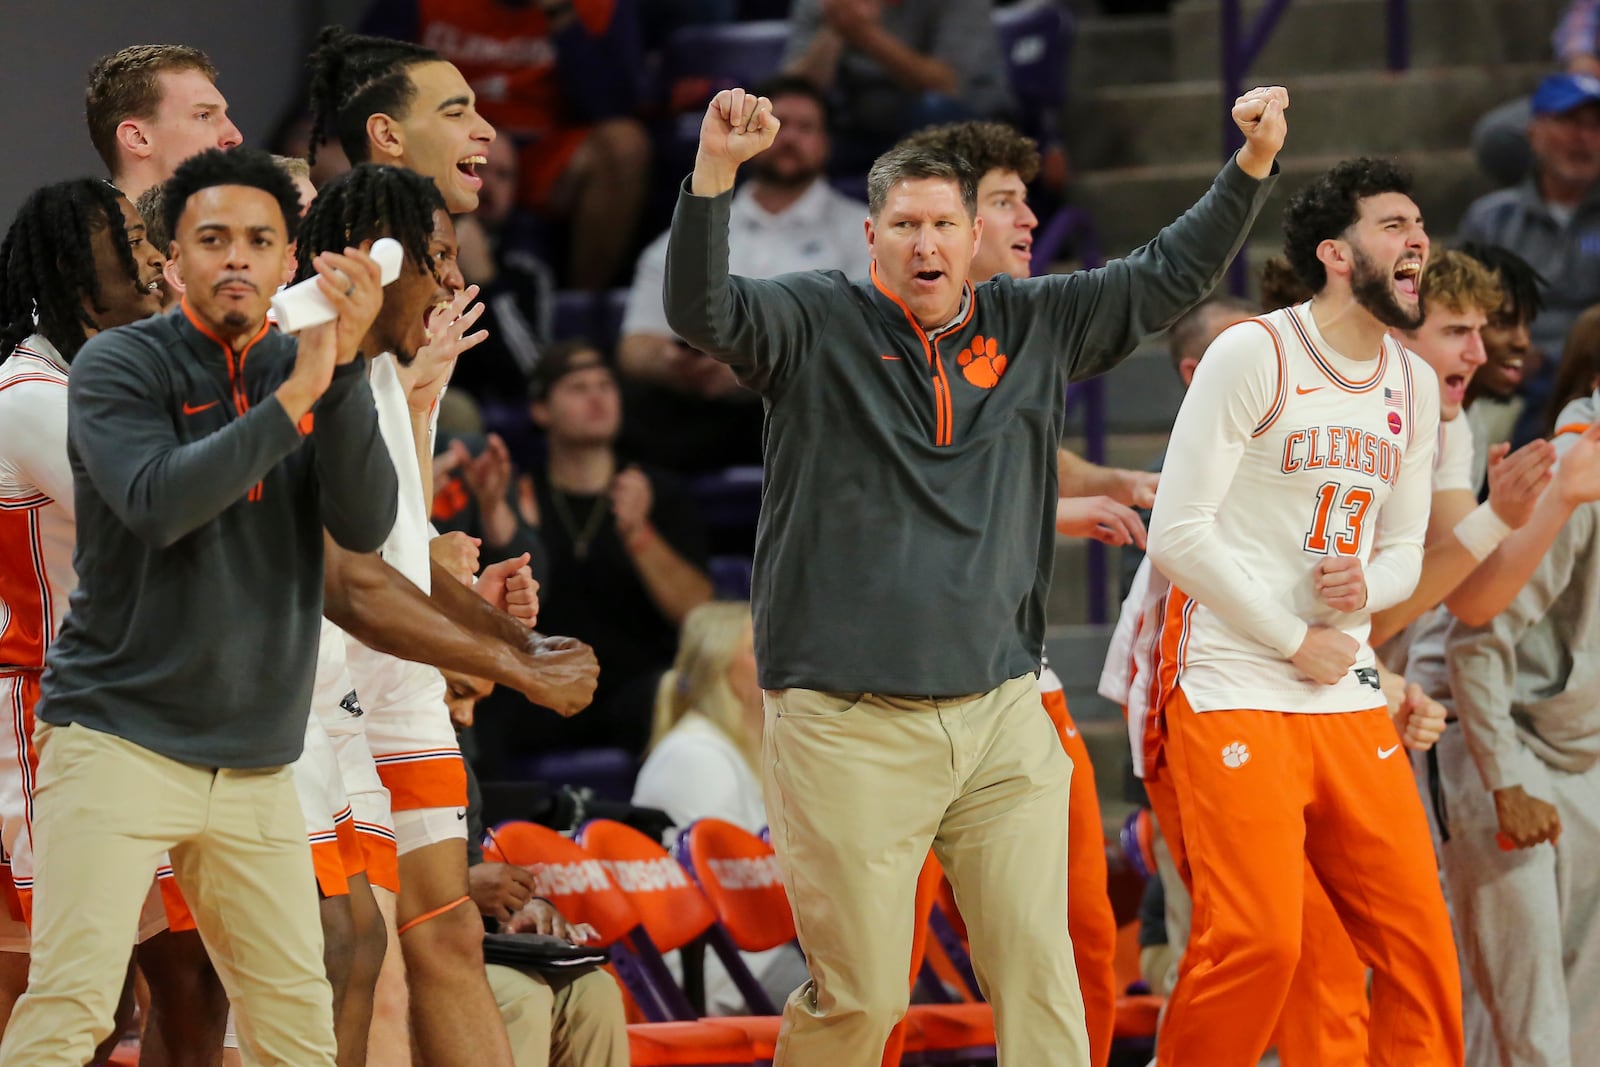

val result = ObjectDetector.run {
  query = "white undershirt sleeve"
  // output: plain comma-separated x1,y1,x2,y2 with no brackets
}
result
1147,322,1309,660
1362,361,1439,613
3,382,74,519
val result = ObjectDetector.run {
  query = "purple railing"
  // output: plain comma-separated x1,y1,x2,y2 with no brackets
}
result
1034,205,1112,623
1221,0,1410,292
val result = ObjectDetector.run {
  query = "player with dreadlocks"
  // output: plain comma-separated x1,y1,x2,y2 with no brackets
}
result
0,180,237,1067
305,27,494,216
292,162,597,1067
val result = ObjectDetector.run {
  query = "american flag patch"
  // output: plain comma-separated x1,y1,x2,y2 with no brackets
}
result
1385,387,1404,408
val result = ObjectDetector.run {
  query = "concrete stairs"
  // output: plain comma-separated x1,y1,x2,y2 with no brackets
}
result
1045,0,1562,798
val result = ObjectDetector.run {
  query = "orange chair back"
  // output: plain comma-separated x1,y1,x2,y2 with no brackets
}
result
680,819,796,953
482,820,641,947
576,819,720,953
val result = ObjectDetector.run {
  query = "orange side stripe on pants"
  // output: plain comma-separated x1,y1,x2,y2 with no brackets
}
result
1040,688,1118,1067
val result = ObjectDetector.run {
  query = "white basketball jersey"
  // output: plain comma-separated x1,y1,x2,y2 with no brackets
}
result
0,337,75,669
1148,303,1438,717
344,353,442,704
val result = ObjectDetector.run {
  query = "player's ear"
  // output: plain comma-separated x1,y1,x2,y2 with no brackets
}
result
366,113,405,161
1316,237,1349,281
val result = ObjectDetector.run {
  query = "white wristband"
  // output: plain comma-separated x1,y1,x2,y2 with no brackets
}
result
1454,502,1513,562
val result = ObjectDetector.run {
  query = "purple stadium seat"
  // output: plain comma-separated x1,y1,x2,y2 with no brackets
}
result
596,288,629,358
688,465,763,531
552,289,599,343
508,747,639,804
658,19,790,173
992,0,1074,137
707,555,754,600
661,19,789,117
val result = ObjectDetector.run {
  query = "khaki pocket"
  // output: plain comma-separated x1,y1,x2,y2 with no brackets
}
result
771,688,866,720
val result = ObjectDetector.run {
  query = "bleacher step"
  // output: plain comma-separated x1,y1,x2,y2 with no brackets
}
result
1071,64,1547,170
1071,147,1495,262
1170,0,1564,79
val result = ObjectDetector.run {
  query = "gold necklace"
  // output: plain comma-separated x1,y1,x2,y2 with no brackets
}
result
549,487,610,561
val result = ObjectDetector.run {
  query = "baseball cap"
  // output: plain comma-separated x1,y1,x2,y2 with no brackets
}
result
527,339,608,402
1532,72,1600,117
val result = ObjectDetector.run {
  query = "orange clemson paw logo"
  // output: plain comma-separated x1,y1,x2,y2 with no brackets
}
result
957,334,1008,388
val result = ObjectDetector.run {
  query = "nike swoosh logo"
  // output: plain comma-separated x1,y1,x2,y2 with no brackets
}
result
1063,728,1078,738
1295,385,1323,395
1378,745,1401,759
182,400,219,415
455,810,468,820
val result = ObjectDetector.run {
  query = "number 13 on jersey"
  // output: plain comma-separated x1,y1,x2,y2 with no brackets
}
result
1304,481,1374,556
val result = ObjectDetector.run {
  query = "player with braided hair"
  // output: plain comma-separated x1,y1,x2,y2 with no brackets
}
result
305,26,494,215
0,180,237,1064
0,180,161,364
293,163,440,292
293,162,596,1067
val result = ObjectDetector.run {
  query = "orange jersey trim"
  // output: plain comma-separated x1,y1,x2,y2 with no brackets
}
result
356,824,400,894
1285,305,1388,393
1249,318,1289,438
373,749,468,813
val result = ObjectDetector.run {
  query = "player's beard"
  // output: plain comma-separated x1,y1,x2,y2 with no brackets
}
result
1349,245,1423,330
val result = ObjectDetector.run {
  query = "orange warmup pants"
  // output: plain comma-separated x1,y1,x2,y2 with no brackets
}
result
1039,689,1118,1067
1152,690,1461,1067
1146,745,1370,1067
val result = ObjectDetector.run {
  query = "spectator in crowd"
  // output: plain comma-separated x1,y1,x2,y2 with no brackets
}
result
432,431,550,585
783,0,1015,173
1473,2,1600,186
1545,302,1600,431
85,44,243,205
1458,242,1547,491
505,341,713,758
361,0,652,289
446,687,630,1067
631,601,810,1015
1459,74,1600,447
452,134,558,406
620,75,868,472
633,602,764,834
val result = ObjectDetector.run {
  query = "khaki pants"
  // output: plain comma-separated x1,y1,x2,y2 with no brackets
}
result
762,675,1088,1066
0,722,335,1067
485,964,629,1067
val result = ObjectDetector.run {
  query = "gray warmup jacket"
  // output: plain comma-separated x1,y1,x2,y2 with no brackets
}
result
1446,390,1600,791
665,156,1275,695
38,306,397,768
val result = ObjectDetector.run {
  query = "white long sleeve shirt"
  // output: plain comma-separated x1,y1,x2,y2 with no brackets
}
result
0,337,76,669
1146,303,1438,715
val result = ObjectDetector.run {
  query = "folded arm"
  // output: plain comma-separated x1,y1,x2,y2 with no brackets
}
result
1146,321,1308,659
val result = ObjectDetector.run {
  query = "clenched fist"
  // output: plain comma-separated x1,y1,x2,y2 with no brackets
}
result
693,88,781,196
1314,555,1366,613
1233,86,1288,179
1290,624,1358,686
518,634,600,717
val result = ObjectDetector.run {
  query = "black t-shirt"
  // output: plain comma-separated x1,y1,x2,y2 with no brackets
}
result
532,463,709,707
